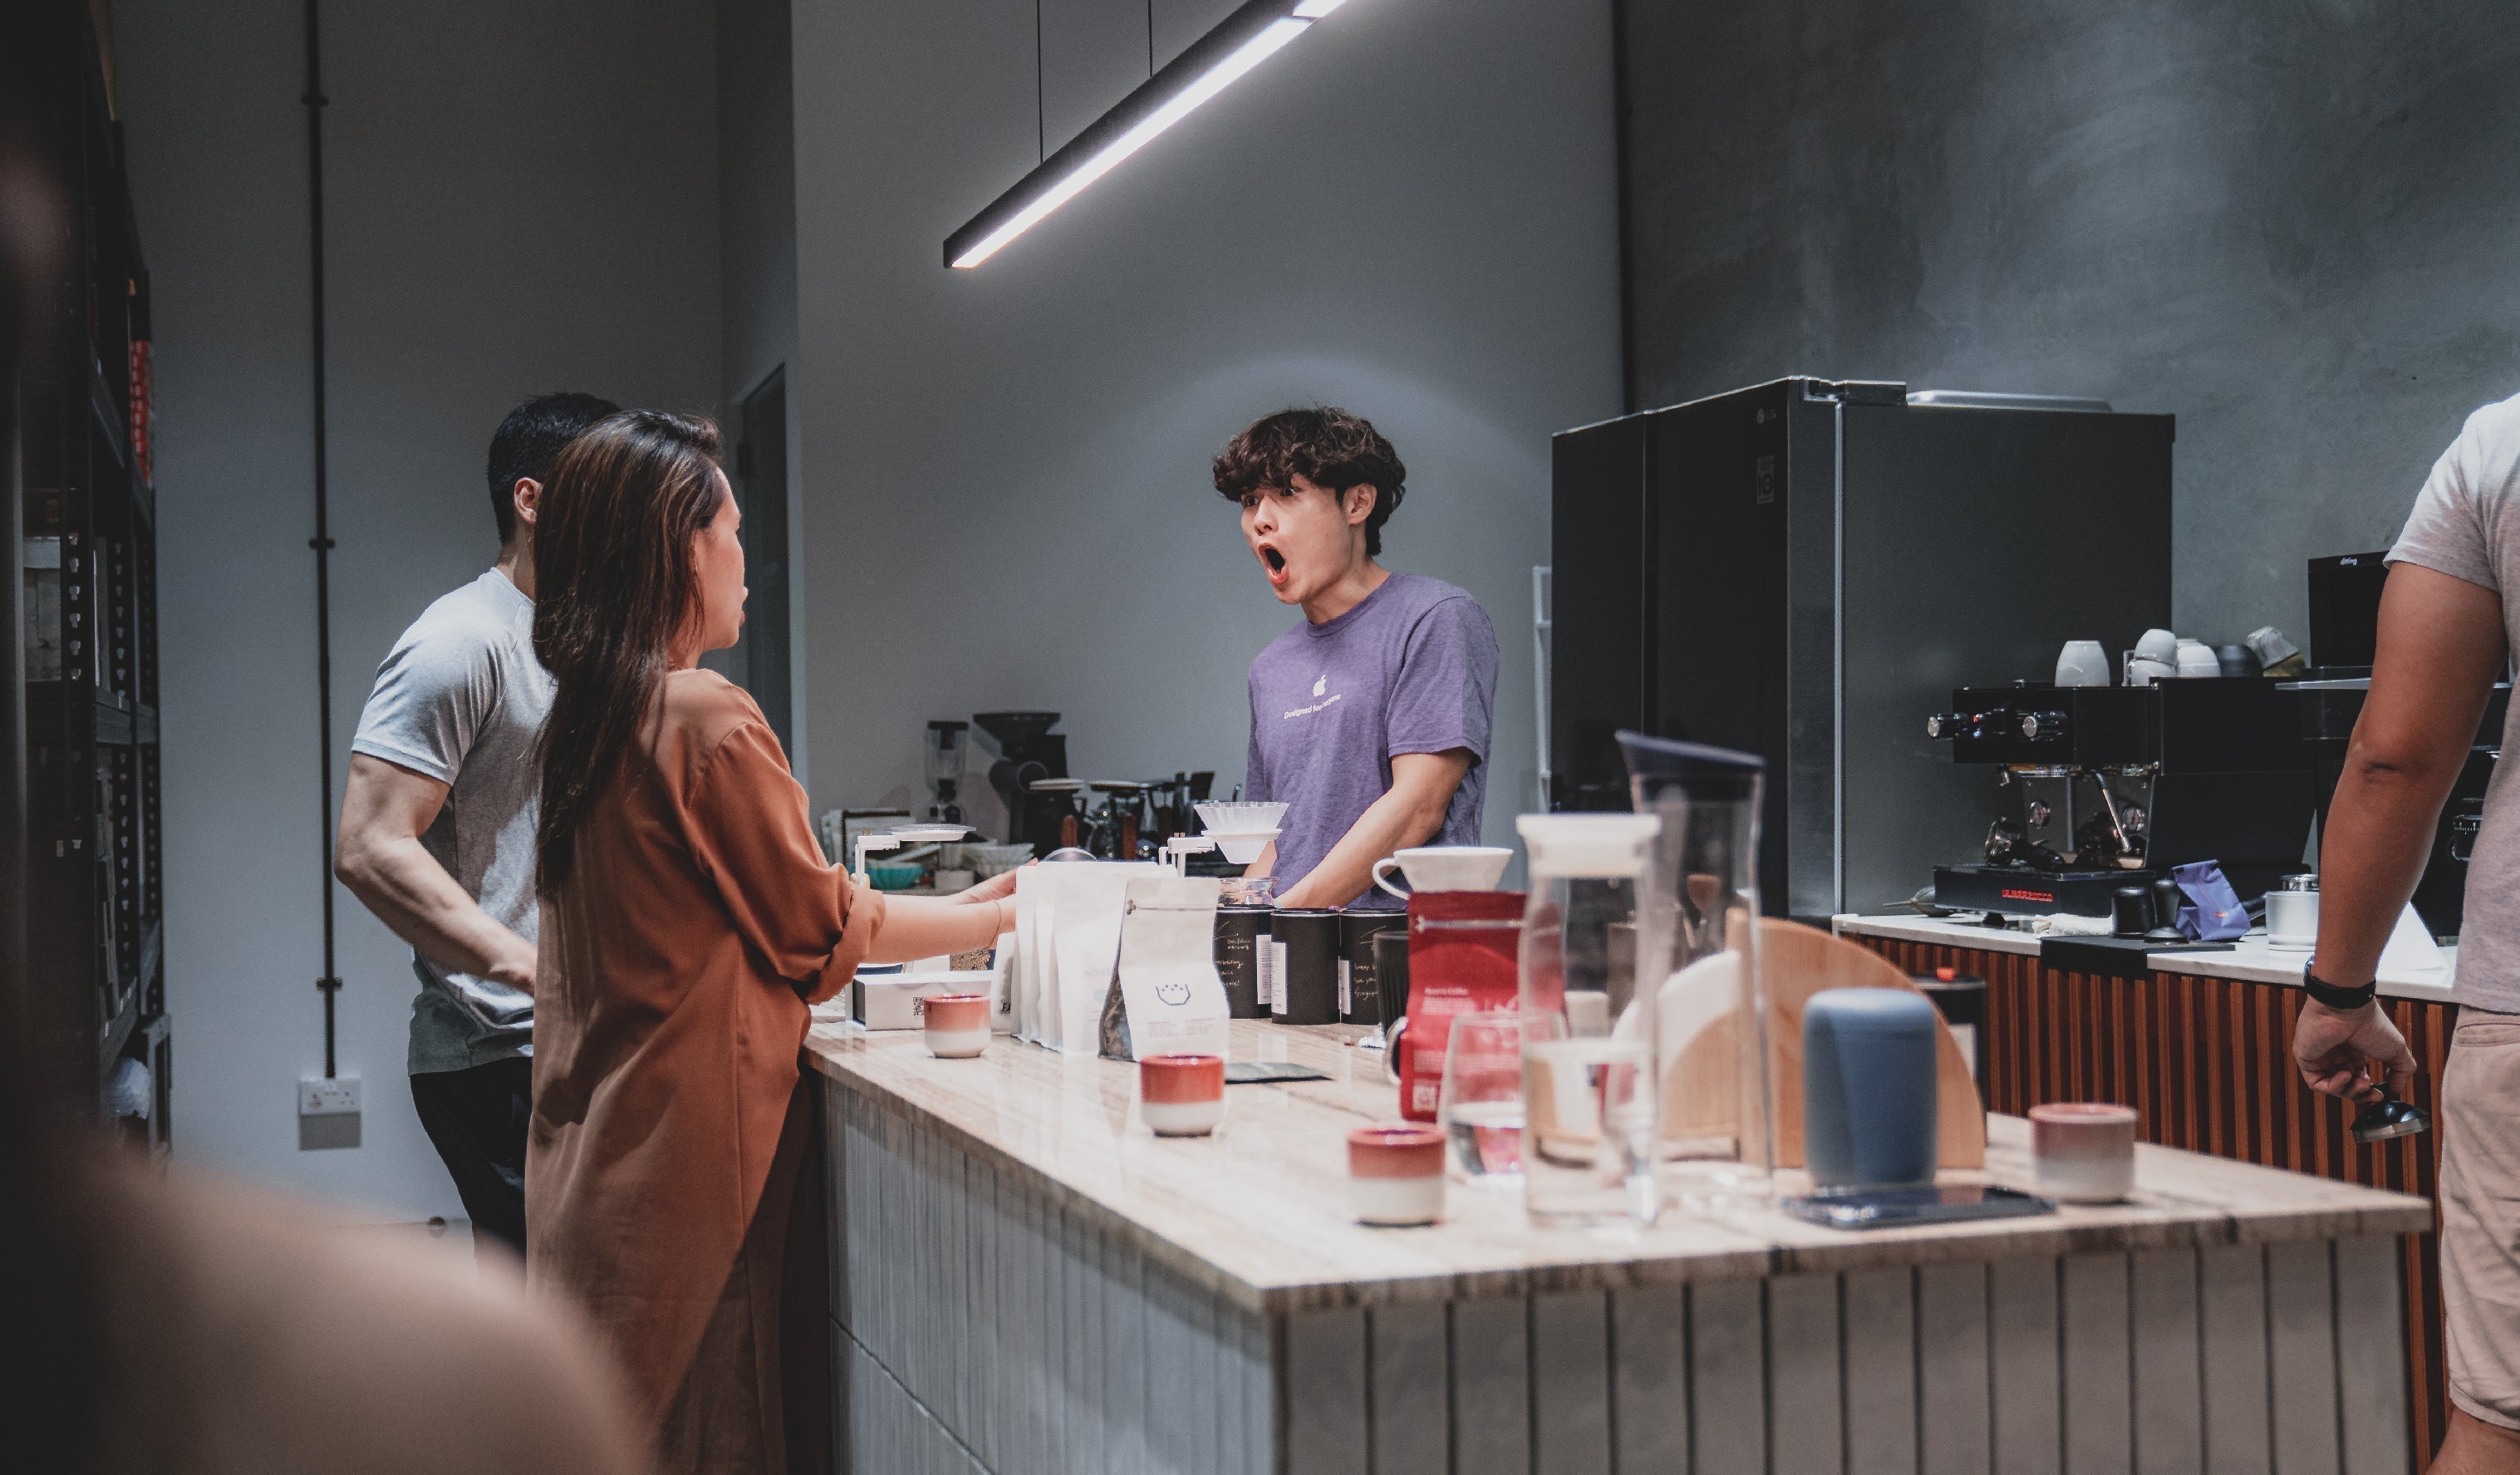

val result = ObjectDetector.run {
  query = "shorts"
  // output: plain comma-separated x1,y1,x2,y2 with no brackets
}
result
2441,1008,2520,1429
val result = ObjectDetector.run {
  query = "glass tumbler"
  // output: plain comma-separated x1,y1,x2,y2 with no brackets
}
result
1516,812,1661,1225
1617,732,1772,1215
1437,1010,1539,1187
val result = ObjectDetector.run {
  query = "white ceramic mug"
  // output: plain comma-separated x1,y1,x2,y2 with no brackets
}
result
2265,877,2320,952
2053,640,2110,687
1371,845,1514,900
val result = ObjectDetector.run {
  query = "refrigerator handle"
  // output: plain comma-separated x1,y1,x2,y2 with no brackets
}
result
1533,565,1553,811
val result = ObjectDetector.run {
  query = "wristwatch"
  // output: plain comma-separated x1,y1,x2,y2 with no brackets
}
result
2303,966,2377,1010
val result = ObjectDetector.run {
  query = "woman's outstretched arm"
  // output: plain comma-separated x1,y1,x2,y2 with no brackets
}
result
864,893,1014,964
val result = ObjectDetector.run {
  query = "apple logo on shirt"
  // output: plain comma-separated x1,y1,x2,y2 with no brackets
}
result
1284,672,1343,720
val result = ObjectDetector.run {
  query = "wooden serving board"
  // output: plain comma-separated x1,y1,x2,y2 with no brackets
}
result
1664,919,1987,1169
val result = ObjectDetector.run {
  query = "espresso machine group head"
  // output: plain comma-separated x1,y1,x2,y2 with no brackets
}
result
1925,679,2314,917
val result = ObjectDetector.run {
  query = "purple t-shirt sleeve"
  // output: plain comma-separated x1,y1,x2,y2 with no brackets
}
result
1387,596,1498,765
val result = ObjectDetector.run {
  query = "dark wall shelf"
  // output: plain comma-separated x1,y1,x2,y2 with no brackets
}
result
13,2,169,1142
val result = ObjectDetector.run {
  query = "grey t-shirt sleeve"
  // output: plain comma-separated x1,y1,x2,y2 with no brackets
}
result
351,617,495,784
1387,595,1499,765
2389,410,2501,593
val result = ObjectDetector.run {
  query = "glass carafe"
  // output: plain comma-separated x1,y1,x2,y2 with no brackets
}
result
1515,812,1661,1225
1616,732,1772,1215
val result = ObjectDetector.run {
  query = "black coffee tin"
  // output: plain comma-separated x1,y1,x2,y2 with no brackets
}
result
1373,931,1412,1024
1339,910,1408,1025
1213,905,1274,1019
1910,970,1991,1105
1270,907,1342,1025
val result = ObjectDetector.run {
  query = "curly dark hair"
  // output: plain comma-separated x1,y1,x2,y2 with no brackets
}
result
1211,406,1407,557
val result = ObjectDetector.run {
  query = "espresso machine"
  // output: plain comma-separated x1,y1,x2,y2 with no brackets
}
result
1927,678,2316,917
973,710,1073,856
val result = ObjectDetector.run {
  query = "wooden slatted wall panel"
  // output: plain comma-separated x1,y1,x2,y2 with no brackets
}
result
1856,936,2451,1472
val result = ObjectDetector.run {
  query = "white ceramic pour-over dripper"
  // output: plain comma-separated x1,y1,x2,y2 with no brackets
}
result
1369,845,1515,900
1196,800,1287,833
1206,830,1279,864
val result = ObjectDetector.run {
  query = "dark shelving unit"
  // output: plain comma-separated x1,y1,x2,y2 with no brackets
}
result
15,1,168,1157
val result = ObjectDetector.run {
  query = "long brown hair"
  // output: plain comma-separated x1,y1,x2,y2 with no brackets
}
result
532,410,725,892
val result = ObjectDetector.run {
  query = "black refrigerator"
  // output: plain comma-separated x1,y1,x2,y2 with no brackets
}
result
1549,377,2174,918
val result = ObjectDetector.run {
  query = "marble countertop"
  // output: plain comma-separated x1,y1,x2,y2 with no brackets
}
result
1831,912,2044,955
1834,913,2459,1001
803,1017,2429,1315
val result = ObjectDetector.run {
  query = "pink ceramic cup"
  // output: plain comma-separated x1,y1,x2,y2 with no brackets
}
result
1348,1124,1446,1225
922,993,991,1059
2029,1102,2138,1202
1139,1054,1226,1137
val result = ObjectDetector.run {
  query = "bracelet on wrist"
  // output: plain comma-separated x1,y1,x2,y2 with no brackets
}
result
2302,967,2377,1010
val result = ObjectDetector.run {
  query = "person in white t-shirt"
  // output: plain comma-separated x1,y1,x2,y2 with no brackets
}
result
335,391,616,1258
2294,391,2520,1470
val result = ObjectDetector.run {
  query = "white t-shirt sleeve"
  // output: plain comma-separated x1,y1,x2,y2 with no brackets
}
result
351,615,496,785
2390,406,2503,595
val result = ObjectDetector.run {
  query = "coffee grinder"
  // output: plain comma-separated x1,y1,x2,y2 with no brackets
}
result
923,720,969,824
973,710,1073,856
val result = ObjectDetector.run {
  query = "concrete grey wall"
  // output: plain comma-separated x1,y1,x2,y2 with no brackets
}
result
1619,0,2520,646
791,0,1623,842
715,0,807,772
120,0,720,1220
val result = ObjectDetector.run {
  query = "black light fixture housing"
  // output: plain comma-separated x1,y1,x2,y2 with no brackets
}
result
945,0,1351,269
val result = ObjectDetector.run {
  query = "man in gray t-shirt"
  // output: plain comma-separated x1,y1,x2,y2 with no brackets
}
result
1212,407,1500,910
2292,390,2520,1457
336,391,615,1256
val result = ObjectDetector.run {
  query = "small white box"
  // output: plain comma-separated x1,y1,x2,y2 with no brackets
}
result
853,970,995,1031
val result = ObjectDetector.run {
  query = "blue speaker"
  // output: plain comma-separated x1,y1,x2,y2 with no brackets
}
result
1802,988,1939,1190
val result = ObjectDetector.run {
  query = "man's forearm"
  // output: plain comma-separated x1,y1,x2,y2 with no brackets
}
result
1278,782,1448,909
338,835,538,991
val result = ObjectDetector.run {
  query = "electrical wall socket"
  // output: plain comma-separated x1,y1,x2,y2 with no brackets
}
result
299,1076,360,1115
298,1075,361,1152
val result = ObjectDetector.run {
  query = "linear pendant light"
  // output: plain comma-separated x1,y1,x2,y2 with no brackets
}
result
946,0,1353,268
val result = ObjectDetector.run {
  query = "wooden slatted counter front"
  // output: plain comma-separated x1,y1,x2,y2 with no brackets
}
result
1839,913,2457,1472
806,1013,2426,1474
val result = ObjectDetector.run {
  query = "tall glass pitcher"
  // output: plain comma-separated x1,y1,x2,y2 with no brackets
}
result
1515,812,1661,1225
1615,732,1772,1213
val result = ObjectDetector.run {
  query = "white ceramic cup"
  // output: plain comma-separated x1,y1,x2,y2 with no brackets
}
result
2265,883,2320,952
2053,640,2110,687
1371,846,1515,900
2029,1102,2137,1202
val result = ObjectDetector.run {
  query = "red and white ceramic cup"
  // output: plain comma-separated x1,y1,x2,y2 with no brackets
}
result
2028,1102,2138,1202
1138,1054,1226,1137
922,993,991,1059
1348,1124,1446,1225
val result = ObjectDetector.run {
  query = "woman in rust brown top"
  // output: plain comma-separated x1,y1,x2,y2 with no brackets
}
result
523,411,1014,1474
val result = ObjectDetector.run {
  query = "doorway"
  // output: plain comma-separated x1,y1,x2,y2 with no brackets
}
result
704,367,792,754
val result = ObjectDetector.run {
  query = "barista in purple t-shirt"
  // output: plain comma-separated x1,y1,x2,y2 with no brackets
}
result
1212,407,1500,910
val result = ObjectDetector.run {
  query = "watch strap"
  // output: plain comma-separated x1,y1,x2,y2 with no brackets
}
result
2303,968,2377,1010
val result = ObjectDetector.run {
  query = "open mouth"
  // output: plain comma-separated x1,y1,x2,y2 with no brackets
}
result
1262,546,1285,574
